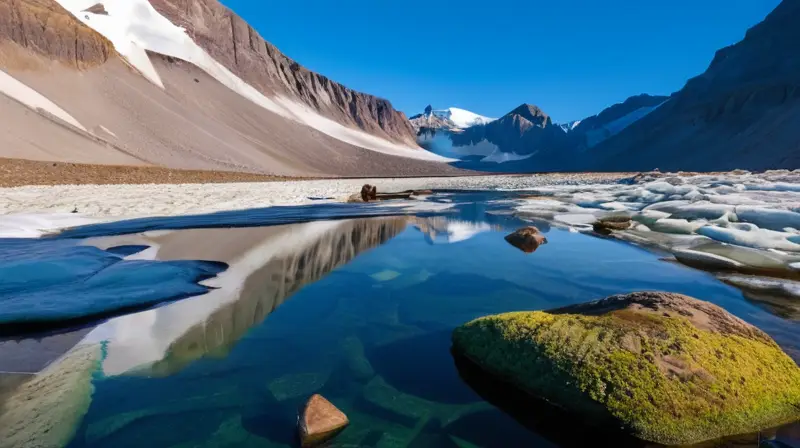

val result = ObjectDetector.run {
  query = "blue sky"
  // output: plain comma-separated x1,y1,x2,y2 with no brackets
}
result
221,0,780,123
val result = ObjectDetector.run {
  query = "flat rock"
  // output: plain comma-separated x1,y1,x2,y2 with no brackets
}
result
298,394,349,447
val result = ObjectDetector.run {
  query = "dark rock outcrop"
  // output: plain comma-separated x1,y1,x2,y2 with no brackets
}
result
148,0,418,146
360,184,377,202
593,0,800,171
0,0,115,69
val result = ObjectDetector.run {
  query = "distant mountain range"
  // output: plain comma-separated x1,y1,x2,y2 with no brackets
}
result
411,95,667,170
0,0,796,175
410,0,799,172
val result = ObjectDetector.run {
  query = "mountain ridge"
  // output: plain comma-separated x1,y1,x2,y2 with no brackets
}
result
0,0,463,177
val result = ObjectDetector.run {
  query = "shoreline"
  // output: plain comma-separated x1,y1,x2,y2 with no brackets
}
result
0,157,636,187
0,172,630,238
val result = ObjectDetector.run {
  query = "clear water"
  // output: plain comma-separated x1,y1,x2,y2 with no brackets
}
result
2,194,799,447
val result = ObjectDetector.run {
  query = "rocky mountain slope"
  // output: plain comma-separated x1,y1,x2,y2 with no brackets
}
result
148,0,417,147
592,0,800,171
0,0,459,177
566,94,668,150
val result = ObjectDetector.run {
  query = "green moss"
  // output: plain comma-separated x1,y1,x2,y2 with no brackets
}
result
452,310,800,445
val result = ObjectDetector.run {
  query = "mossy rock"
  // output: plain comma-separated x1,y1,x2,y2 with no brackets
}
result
452,292,800,446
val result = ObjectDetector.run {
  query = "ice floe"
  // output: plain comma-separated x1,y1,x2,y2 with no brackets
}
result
509,170,800,277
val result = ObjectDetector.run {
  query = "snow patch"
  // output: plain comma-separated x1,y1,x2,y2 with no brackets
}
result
0,69,86,131
433,107,495,128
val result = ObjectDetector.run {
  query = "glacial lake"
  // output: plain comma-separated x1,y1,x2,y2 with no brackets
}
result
1,192,798,447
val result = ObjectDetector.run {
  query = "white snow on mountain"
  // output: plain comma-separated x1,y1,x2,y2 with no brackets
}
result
0,69,87,131
53,0,452,162
584,101,667,148
558,120,582,133
432,107,495,129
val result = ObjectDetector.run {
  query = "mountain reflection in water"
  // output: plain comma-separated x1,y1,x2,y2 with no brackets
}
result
87,217,408,376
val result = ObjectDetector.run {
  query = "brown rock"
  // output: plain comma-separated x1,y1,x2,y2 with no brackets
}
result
298,394,348,447
504,227,547,253
360,184,377,202
548,291,773,344
592,216,632,234
0,0,115,70
83,3,108,15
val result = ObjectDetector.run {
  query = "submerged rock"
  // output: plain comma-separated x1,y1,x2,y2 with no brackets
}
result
504,227,547,253
452,291,800,446
0,345,101,448
298,394,349,447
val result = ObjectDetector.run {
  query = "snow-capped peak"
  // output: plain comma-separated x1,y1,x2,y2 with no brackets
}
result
432,107,495,129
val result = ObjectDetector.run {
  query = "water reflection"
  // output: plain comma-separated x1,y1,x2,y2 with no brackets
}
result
86,218,408,376
0,192,799,448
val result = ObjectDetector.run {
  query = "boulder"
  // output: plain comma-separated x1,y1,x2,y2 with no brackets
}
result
298,394,349,447
361,184,377,202
347,187,431,203
452,292,800,446
504,227,547,253
592,216,632,234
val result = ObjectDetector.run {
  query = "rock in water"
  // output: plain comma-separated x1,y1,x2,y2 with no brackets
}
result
593,216,632,234
452,292,800,446
504,227,547,253
298,394,349,447
361,184,378,202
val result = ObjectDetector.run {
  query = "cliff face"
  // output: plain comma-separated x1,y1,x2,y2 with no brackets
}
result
0,0,114,69
148,0,418,146
593,0,800,171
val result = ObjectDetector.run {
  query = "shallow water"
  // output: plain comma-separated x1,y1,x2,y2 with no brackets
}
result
1,193,799,447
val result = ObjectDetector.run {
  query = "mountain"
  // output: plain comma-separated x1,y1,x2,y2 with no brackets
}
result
592,0,800,171
566,94,668,150
412,103,576,169
0,0,460,177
